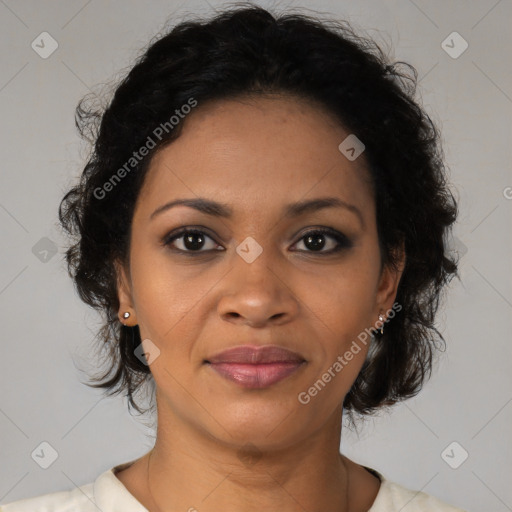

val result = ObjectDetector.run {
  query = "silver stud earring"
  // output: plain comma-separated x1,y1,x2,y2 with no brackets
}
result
120,311,131,325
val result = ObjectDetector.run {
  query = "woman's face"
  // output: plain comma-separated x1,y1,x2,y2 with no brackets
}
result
116,95,404,450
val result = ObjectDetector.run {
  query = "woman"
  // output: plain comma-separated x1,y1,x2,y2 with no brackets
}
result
1,4,465,511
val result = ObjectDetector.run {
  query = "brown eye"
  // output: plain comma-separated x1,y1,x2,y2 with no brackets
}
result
163,229,222,253
161,226,352,256
292,229,352,254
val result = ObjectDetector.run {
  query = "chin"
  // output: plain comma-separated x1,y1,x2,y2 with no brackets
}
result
204,398,311,450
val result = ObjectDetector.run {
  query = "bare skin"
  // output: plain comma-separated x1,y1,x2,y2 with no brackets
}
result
114,94,405,512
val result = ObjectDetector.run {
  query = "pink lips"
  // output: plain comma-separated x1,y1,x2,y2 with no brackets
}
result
205,345,306,389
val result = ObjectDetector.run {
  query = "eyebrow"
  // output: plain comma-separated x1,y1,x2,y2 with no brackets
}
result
150,196,364,228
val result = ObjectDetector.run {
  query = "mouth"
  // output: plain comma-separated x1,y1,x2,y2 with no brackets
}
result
204,345,306,389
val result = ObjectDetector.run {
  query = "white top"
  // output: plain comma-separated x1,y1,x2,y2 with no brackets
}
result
0,459,466,512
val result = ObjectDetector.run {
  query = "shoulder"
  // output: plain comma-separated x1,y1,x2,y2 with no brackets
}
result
0,481,95,512
0,460,144,512
370,472,467,512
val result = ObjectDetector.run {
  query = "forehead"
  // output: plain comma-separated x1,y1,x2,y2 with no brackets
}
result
135,95,374,221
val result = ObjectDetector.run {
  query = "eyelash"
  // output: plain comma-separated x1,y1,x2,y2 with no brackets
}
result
161,227,353,255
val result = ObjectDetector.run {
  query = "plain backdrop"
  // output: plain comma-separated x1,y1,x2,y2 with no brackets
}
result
0,1,511,511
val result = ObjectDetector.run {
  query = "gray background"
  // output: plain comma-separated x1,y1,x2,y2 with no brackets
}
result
1,1,511,511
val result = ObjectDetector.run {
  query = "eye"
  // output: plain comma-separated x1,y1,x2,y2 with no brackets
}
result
291,228,352,254
162,226,352,256
162,228,223,254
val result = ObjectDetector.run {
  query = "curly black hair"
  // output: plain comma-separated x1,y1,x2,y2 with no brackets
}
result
58,3,459,419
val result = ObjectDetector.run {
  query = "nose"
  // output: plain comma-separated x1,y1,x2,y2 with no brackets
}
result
217,255,299,328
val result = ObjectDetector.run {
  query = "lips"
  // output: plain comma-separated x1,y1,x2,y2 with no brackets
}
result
207,345,305,364
205,345,306,389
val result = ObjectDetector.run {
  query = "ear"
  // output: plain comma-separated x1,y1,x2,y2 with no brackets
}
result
114,258,134,310
375,240,406,313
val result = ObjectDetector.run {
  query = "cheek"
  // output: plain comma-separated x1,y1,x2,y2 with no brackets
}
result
296,252,378,395
304,259,379,343
128,244,205,345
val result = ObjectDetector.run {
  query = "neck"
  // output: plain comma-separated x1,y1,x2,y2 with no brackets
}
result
144,406,351,512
